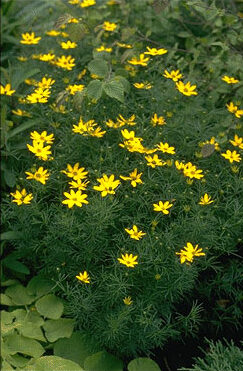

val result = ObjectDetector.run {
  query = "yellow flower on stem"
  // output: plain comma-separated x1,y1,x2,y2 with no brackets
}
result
176,81,198,96
125,225,146,240
183,162,204,179
153,200,173,214
66,84,85,95
10,189,33,205
156,142,175,154
39,53,55,62
30,131,54,145
25,167,50,185
80,0,96,8
20,32,41,45
55,56,75,71
117,253,138,268
62,190,89,208
199,193,214,205
12,109,31,117
120,168,143,187
93,174,120,197
38,77,55,89
128,53,150,67
46,30,61,37
117,114,136,126
69,179,89,190
96,45,112,52
116,42,132,48
145,154,166,168
221,75,239,84
103,21,117,31
76,271,90,283
1,83,15,96
27,88,51,104
61,163,88,180
27,141,52,161
123,296,132,305
151,114,166,126
144,46,168,56
221,150,241,163
61,40,77,49
175,160,185,170
226,102,243,118
163,69,183,82
229,134,243,149
133,82,152,89
176,242,205,264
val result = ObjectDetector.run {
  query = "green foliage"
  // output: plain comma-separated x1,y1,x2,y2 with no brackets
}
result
128,358,161,371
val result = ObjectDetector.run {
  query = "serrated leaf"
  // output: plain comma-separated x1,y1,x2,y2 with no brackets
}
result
84,351,123,371
73,89,86,111
68,23,88,42
35,294,64,319
5,333,45,358
201,143,215,158
54,13,73,29
23,356,84,371
43,319,75,342
128,358,161,371
87,59,108,78
103,80,124,103
5,285,35,306
86,80,103,100
114,76,130,93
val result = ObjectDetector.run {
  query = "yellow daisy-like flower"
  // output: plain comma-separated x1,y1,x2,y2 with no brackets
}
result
117,114,136,126
144,46,168,56
38,77,55,89
20,32,41,45
116,42,132,48
80,0,96,7
68,179,89,190
163,69,183,82
0,83,15,96
226,102,243,118
125,225,146,240
229,134,243,149
176,81,198,96
12,109,31,117
27,141,52,161
66,84,85,95
61,40,77,49
221,75,239,84
25,167,50,185
175,160,185,170
61,163,88,180
26,88,51,104
123,296,132,305
103,21,117,31
156,142,175,154
30,131,54,145
76,271,90,283
128,53,150,67
153,200,173,214
117,253,138,268
55,55,75,71
93,174,120,197
176,242,205,264
96,45,112,52
38,53,55,62
151,114,166,126
221,150,241,163
200,137,220,151
120,168,143,187
17,56,28,62
10,188,33,205
45,30,61,37
62,190,89,208
133,82,152,89
145,154,166,168
183,162,204,179
199,193,214,205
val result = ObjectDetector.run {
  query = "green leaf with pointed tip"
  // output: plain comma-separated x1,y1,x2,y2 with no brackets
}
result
128,358,161,371
103,80,124,103
43,318,75,342
86,80,103,100
35,294,64,319
87,59,108,78
84,350,123,371
5,333,45,358
23,356,84,371
3,257,30,274
5,285,35,306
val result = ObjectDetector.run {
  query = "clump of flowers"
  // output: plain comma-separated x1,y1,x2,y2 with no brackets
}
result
10,189,33,205
93,174,120,197
72,117,106,137
176,242,205,264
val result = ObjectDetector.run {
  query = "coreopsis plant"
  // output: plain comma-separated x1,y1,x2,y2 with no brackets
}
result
1,0,243,361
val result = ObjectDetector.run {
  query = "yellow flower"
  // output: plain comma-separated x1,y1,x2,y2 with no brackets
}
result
183,162,204,179
145,154,165,168
76,271,90,283
175,160,185,170
30,131,54,144
116,42,132,48
17,56,28,62
117,114,136,126
39,53,55,62
229,134,243,149
103,21,117,31
46,30,61,36
226,102,243,118
25,167,50,185
153,200,173,214
55,55,75,71
199,193,214,205
221,150,241,163
133,82,152,89
176,242,205,264
69,0,80,4
117,253,138,268
221,75,239,84
93,174,120,197
61,163,88,180
163,69,183,82
144,46,167,56
26,88,51,104
66,84,85,95
123,296,132,305
27,141,52,161
62,190,89,208
151,114,166,126
128,53,150,67
77,69,87,79
12,109,31,117
10,188,33,205
72,117,106,137
156,142,175,154
200,137,220,151
25,78,38,86
96,45,112,52
68,18,79,24
121,129,136,140
125,225,146,240
0,83,15,96
120,168,143,187
38,77,55,89
61,40,77,49
176,81,198,96
68,179,89,190
20,32,41,45
80,0,96,7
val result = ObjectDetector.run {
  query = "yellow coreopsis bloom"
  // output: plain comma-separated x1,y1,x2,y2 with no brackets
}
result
38,77,55,89
163,69,183,82
199,193,214,205
221,150,241,163
68,179,89,190
145,154,166,168
116,42,132,48
125,225,146,240
117,253,138,268
76,271,90,283
61,40,77,49
156,142,175,154
133,82,152,89
17,56,28,62
61,163,88,180
221,75,239,84
62,190,89,208
39,53,55,62
229,134,243,149
120,168,143,187
151,114,166,126
46,30,61,36
0,83,15,96
176,242,205,264
12,109,31,117
117,114,136,126
10,189,33,205
96,45,112,52
26,88,51,104
66,84,85,95
93,174,120,197
27,141,52,161
55,56,75,71
123,296,132,305
183,162,204,179
144,46,168,56
80,0,96,7
176,81,198,96
226,102,243,118
103,21,117,31
20,32,41,45
128,53,150,67
30,131,54,144
25,167,50,185
153,200,173,214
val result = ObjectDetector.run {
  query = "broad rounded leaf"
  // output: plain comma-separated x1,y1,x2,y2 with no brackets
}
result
35,294,64,319
1,294,15,306
27,276,54,298
128,358,161,371
43,318,75,342
103,80,124,103
86,80,103,100
5,333,44,358
1,360,14,371
5,285,35,306
84,350,123,371
87,59,108,78
23,356,84,371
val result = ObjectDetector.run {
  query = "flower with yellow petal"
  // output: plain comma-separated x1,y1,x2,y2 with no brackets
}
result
221,150,241,163
61,40,77,49
144,46,167,56
62,190,89,208
153,200,173,214
93,174,120,197
120,168,143,187
0,83,15,96
176,81,198,96
76,271,90,283
25,167,50,185
117,114,136,126
176,242,205,264
10,189,33,205
55,55,75,71
20,32,41,45
123,296,132,305
128,53,150,67
163,69,183,82
199,193,214,205
46,30,61,36
118,253,138,268
12,109,31,117
133,82,152,89
61,163,88,180
229,134,243,149
30,131,54,144
68,179,89,190
125,225,146,240
27,141,52,161
221,75,239,84
103,21,117,31
145,154,165,168
38,77,55,89
156,142,175,154
80,0,96,7
226,102,243,118
151,114,166,126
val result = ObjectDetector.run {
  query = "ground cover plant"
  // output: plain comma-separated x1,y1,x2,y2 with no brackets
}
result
1,0,243,368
